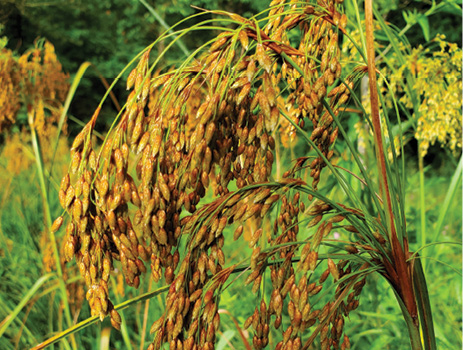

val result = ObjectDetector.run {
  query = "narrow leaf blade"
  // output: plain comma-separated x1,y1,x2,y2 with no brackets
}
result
413,255,437,350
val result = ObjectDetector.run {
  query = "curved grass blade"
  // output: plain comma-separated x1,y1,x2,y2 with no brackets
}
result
49,61,92,180
431,156,462,244
31,285,169,350
99,327,111,350
408,241,461,262
0,273,55,338
217,309,252,350
409,256,462,277
110,278,133,350
139,0,190,57
29,110,77,349
412,255,437,350
391,287,423,350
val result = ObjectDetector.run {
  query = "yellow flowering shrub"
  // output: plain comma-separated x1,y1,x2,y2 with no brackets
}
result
412,36,461,156
382,35,462,156
344,29,462,157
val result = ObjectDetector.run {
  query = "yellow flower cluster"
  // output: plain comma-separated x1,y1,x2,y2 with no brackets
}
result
345,29,462,157
412,36,462,156
382,36,462,156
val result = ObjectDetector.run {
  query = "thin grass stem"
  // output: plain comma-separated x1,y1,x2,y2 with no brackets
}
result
28,110,77,349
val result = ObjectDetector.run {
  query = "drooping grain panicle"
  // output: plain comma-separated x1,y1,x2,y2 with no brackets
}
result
56,1,372,349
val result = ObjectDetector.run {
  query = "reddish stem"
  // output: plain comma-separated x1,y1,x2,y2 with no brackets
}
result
364,0,417,324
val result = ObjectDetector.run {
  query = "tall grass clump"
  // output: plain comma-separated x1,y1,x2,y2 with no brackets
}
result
28,1,461,349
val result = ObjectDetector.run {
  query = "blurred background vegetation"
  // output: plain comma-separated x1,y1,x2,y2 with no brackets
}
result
1,0,461,137
0,1,461,349
0,0,269,134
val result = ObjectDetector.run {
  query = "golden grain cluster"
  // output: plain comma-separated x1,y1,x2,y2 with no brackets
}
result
55,1,362,349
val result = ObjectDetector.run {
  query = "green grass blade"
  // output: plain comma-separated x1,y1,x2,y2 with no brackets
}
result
351,0,367,59
110,279,133,350
408,241,462,261
391,287,423,350
217,310,252,350
31,285,170,350
49,61,92,179
99,327,111,350
410,256,462,277
413,255,437,350
431,156,462,243
139,0,190,57
0,273,55,338
29,112,76,349
418,147,427,253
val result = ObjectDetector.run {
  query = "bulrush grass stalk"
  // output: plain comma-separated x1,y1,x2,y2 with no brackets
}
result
364,1,422,348
35,1,438,349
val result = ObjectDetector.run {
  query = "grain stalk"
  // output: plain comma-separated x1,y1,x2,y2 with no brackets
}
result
365,1,434,349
